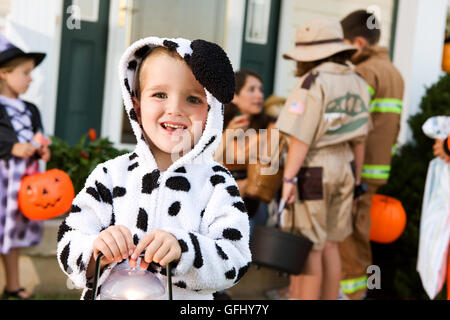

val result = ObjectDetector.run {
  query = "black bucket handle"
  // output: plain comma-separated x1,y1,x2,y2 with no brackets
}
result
92,252,173,300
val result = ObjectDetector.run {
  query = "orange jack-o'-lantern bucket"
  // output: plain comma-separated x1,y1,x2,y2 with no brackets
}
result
18,169,75,220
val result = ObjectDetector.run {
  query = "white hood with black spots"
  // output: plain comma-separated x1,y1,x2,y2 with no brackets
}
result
56,37,251,300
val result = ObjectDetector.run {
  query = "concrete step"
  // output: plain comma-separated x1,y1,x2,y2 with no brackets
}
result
228,264,289,300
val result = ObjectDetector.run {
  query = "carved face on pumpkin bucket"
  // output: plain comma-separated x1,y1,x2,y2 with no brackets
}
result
18,169,75,221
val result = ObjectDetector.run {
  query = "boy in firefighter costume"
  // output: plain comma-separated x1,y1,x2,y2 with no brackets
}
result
338,10,404,300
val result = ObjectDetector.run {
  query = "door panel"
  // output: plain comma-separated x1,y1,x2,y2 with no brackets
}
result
55,0,110,145
240,0,281,98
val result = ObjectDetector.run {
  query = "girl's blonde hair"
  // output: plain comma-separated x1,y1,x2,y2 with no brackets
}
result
0,56,34,91
0,56,34,73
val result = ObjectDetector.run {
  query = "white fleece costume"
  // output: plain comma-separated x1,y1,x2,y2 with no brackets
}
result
56,37,251,300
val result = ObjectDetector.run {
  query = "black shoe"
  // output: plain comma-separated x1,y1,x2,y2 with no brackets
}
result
2,288,33,300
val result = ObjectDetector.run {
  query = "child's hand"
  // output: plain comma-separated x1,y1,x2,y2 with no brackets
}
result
130,230,181,269
38,146,51,162
11,142,37,158
433,139,450,162
282,181,297,204
92,225,135,265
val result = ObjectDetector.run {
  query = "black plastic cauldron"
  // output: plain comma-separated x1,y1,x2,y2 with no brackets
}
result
250,200,313,275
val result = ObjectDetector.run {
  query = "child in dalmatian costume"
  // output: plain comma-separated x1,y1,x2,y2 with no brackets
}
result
56,37,252,300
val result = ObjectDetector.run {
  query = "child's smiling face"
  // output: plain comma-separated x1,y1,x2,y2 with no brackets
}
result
133,49,208,156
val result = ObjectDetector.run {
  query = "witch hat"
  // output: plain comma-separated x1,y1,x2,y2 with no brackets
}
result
0,34,46,68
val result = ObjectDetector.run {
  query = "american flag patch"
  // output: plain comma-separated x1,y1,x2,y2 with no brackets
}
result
288,101,305,115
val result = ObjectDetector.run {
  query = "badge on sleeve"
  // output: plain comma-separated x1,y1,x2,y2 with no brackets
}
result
288,100,305,115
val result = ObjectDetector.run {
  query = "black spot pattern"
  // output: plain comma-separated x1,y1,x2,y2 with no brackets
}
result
235,263,250,283
215,243,228,260
109,210,116,226
190,40,235,104
76,254,85,271
146,263,158,274
129,153,138,160
200,209,205,218
168,201,181,216
174,281,187,289
232,201,247,213
102,167,107,173
86,187,100,201
199,135,216,155
133,234,140,246
129,108,138,122
128,162,139,171
112,187,126,198
210,175,225,186
134,45,150,59
57,220,72,242
95,181,113,205
166,176,190,192
189,233,203,269
128,60,137,70
222,228,242,241
163,39,179,51
142,169,160,194
212,165,231,176
136,208,148,232
124,78,131,94
179,239,188,253
60,242,71,273
174,166,186,173
70,205,81,213
226,186,240,197
225,268,236,280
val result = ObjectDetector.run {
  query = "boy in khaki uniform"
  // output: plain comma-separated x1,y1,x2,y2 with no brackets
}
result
277,17,371,300
338,10,405,300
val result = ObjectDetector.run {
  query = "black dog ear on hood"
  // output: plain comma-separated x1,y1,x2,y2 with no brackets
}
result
189,40,235,104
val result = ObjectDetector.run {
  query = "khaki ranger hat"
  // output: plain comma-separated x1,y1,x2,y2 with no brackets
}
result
283,17,357,62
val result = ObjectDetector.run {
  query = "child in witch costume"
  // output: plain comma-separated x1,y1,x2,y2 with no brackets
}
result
0,35,49,299
56,37,252,300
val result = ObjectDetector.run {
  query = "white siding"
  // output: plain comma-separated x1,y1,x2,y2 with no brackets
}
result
393,0,448,144
0,0,10,33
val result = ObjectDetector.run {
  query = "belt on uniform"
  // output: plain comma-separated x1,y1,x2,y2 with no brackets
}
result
361,164,390,180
